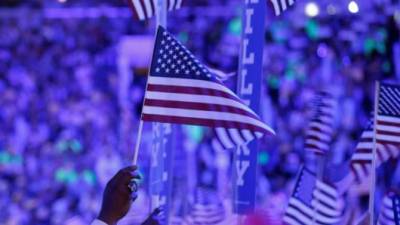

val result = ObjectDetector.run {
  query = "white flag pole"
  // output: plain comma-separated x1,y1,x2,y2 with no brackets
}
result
132,120,144,165
369,81,380,225
133,0,168,165
131,27,157,165
156,0,167,27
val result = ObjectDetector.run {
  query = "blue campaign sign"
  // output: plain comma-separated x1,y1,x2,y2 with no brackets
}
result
233,0,266,214
149,122,174,224
149,1,173,224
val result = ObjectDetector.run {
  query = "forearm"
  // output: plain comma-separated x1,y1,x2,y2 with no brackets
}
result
91,219,109,225
97,209,118,225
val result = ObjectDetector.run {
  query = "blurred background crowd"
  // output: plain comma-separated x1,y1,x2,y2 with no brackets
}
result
0,0,400,224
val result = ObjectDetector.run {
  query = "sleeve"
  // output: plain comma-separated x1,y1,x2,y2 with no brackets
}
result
90,219,108,225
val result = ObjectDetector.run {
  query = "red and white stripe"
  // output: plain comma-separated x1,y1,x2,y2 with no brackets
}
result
142,76,275,149
305,92,336,155
183,203,226,224
127,0,183,20
283,180,344,225
377,191,399,225
350,116,400,183
269,0,295,16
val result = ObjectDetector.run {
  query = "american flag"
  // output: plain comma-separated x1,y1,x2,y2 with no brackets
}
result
283,167,344,225
127,0,183,21
351,83,400,183
141,26,275,149
378,191,400,225
305,91,336,155
350,121,376,183
269,0,295,16
184,203,226,224
184,189,226,225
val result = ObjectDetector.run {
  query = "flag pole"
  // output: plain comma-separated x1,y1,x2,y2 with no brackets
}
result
133,0,168,165
131,22,159,165
369,81,380,225
156,0,167,27
132,120,144,165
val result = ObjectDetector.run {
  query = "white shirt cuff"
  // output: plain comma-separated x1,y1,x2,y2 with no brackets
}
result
91,219,108,225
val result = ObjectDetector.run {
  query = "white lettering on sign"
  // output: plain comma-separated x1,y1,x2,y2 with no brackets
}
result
245,9,254,34
236,160,250,186
243,40,255,64
245,0,259,3
151,123,172,167
151,142,160,167
239,5,257,99
162,171,168,181
151,123,173,212
240,68,253,98
163,123,172,134
237,144,250,156
235,0,260,192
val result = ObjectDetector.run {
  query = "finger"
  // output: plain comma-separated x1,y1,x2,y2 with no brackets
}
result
151,207,165,222
128,180,138,192
119,178,137,192
152,209,166,222
131,192,138,201
115,166,138,178
121,165,138,173
117,185,133,199
152,207,163,215
156,213,166,221
131,172,141,180
119,171,139,185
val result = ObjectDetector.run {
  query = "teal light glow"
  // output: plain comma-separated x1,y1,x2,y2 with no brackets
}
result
305,19,319,40
258,152,269,165
82,170,96,185
228,17,242,36
184,125,204,143
178,32,189,43
70,139,82,153
55,168,78,183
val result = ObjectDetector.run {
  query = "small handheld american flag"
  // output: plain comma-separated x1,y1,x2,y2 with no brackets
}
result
184,189,226,224
351,83,400,184
350,120,375,183
127,0,183,21
283,166,344,225
140,26,275,149
305,91,336,155
378,190,400,225
375,83,400,154
269,0,295,16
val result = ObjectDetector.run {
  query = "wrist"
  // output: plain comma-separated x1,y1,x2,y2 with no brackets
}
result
98,211,118,225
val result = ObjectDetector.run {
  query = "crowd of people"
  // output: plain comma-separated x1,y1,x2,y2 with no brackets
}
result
0,0,399,224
